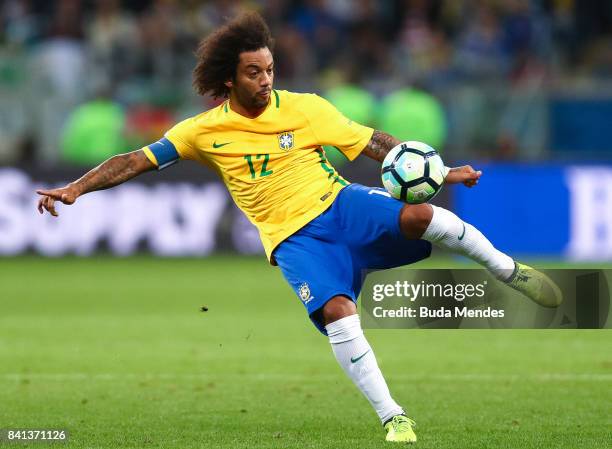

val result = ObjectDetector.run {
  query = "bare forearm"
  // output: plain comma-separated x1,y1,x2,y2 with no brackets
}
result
37,149,156,217
361,130,400,163
70,150,155,196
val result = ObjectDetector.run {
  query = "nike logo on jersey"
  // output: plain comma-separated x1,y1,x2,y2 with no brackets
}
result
350,349,370,363
212,141,232,148
458,222,466,240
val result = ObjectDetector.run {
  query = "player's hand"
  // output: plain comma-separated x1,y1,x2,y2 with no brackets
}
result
36,185,80,217
444,165,482,188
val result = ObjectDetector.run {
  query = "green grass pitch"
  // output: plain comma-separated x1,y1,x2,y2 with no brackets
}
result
1,256,610,448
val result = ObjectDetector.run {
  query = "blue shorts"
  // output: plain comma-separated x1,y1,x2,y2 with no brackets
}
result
273,183,432,334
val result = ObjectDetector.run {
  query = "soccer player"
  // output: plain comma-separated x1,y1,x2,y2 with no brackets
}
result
37,12,561,443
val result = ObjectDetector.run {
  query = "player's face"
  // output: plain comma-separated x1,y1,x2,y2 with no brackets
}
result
228,47,274,111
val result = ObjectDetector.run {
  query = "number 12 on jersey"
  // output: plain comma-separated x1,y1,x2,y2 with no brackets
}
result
244,154,273,179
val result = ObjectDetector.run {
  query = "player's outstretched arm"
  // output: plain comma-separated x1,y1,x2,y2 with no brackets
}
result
361,130,482,188
444,165,482,187
36,149,156,217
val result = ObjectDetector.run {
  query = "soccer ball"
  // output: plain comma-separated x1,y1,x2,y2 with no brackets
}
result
381,141,446,204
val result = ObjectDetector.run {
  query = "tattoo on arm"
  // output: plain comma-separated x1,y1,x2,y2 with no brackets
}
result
71,150,156,196
361,130,401,163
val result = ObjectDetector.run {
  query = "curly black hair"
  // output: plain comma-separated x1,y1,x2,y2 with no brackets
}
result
193,11,274,98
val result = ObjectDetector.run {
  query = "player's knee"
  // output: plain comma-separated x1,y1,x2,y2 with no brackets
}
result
320,296,357,327
400,203,433,239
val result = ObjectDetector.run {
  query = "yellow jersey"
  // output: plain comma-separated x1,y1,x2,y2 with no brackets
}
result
143,90,374,260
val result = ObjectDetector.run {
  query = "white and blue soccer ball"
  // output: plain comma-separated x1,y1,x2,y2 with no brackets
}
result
381,141,446,204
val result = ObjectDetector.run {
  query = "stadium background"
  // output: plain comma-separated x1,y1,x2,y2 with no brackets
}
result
1,1,610,448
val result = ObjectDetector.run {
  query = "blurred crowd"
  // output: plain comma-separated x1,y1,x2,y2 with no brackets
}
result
1,0,611,165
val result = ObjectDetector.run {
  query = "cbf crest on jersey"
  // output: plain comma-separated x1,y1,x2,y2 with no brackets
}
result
277,131,294,151
298,282,313,304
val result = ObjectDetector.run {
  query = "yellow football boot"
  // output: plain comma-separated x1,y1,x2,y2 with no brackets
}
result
507,263,563,307
384,415,417,443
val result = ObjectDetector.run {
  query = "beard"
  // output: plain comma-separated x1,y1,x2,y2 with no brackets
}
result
250,97,267,109
232,83,271,113
252,90,271,108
